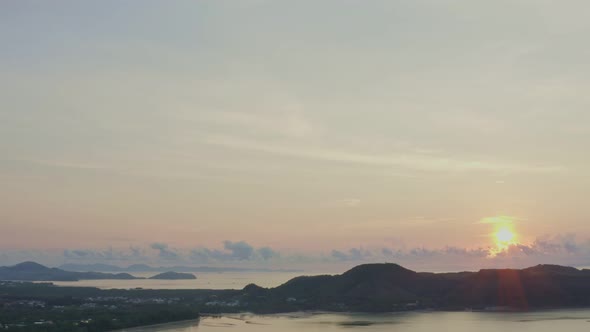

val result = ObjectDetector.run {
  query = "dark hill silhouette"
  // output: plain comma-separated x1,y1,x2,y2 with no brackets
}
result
0,262,200,281
244,263,590,312
11,261,48,270
523,264,582,275
149,271,196,280
448,265,590,310
0,262,140,281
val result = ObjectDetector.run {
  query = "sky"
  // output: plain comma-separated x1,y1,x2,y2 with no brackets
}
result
1,1,590,271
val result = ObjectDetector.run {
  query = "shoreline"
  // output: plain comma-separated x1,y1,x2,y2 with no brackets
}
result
111,308,590,331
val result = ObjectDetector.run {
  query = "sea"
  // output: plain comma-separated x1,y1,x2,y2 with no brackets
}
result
47,266,590,290
45,271,328,290
119,310,590,331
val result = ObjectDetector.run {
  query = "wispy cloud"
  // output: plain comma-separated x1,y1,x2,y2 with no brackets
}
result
477,215,522,224
204,135,564,174
3,158,239,183
5,158,116,172
200,110,314,139
337,198,361,208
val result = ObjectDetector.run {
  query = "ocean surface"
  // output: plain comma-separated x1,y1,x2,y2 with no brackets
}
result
121,310,590,331
46,266,590,290
45,271,328,290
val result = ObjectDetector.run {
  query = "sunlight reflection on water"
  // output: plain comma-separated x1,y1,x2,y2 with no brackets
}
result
121,309,590,332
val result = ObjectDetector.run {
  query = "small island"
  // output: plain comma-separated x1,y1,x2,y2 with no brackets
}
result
149,271,197,280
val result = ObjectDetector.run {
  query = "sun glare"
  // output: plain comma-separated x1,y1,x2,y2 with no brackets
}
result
494,226,516,248
495,227,514,243
481,216,519,254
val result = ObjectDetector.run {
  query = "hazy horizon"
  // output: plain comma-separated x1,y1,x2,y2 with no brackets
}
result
2,1,590,272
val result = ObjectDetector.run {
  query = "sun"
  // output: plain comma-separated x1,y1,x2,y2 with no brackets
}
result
495,227,514,243
482,215,520,257
494,226,516,247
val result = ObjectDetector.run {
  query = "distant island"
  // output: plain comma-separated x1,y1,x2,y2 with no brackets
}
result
149,271,197,280
0,262,139,281
0,262,198,281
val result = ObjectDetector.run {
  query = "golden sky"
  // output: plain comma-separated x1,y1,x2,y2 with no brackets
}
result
1,1,590,269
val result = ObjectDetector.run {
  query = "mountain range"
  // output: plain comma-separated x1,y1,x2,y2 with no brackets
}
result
5,261,590,311
0,262,196,281
240,263,590,311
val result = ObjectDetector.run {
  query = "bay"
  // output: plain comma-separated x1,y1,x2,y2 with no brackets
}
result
120,309,590,332
45,271,327,290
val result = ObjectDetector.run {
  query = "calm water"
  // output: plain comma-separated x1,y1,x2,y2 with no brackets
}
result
120,310,590,332
45,271,327,290
46,267,590,290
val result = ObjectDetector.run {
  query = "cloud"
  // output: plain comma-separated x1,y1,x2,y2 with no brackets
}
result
189,248,227,262
323,236,590,271
204,135,563,174
257,247,279,260
477,215,520,224
504,234,582,257
331,250,348,261
70,250,91,257
383,237,590,270
201,110,314,139
382,248,395,256
331,248,372,261
4,236,590,272
338,198,361,207
63,247,150,263
64,248,112,260
129,246,145,259
149,243,179,260
188,241,279,263
223,241,255,260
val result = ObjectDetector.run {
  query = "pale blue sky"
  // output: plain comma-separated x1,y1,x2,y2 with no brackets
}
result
1,1,590,267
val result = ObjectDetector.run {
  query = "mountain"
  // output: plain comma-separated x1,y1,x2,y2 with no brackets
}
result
241,263,590,312
149,271,197,280
0,262,142,281
8,261,48,271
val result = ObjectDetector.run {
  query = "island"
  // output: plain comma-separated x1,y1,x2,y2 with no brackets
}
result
0,262,141,281
149,271,197,280
0,262,198,281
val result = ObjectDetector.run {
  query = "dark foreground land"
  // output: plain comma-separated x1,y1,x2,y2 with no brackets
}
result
2,263,590,331
0,282,225,331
